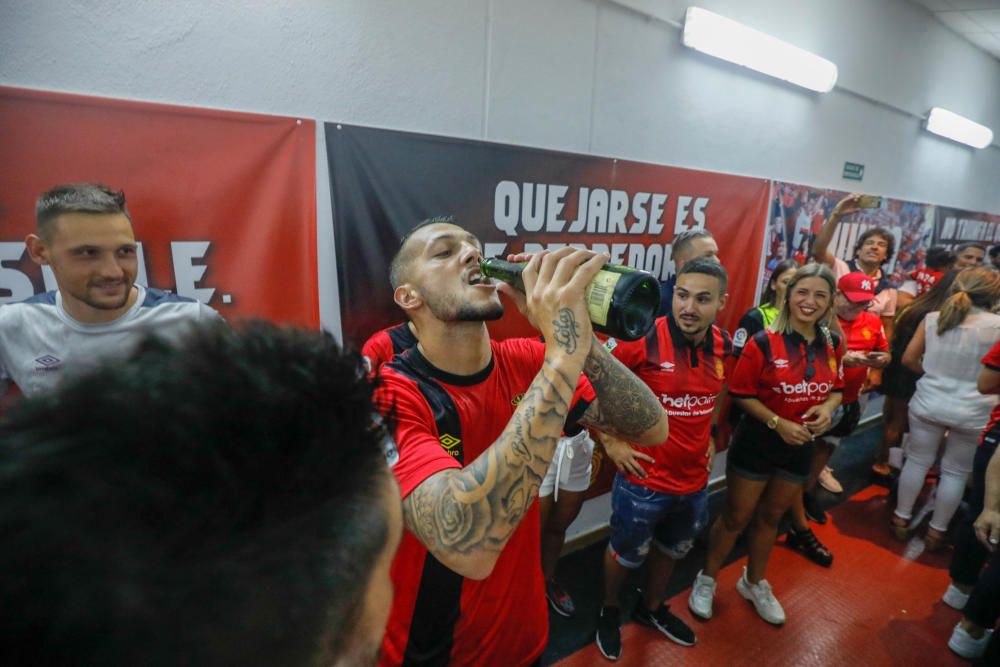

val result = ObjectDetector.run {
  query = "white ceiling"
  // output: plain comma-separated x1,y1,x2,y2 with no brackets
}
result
910,0,1000,60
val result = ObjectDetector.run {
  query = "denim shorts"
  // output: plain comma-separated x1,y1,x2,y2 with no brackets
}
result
607,475,708,568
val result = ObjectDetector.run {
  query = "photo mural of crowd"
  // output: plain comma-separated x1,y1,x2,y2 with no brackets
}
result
766,181,934,289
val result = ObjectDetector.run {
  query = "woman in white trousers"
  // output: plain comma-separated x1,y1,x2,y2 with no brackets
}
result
894,268,1000,550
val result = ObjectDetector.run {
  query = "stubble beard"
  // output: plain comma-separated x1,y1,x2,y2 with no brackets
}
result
424,290,505,323
83,279,134,311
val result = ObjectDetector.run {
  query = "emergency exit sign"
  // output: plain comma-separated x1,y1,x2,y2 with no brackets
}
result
843,162,864,180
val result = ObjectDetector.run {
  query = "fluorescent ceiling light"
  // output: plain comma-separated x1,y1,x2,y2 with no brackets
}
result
925,107,994,149
682,7,838,93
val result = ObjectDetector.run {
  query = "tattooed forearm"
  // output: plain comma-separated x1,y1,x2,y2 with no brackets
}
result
581,337,664,438
551,307,581,355
403,357,578,574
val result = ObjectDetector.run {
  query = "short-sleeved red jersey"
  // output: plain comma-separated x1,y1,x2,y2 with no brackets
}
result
981,339,1000,438
837,311,888,404
729,328,844,422
375,338,572,667
607,317,731,494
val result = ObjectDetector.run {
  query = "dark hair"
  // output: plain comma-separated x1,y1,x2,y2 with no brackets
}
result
762,259,801,307
677,256,728,293
36,183,131,240
956,241,987,254
853,227,895,265
671,228,715,262
891,268,961,356
989,245,1000,259
389,215,458,289
925,246,955,271
0,321,391,667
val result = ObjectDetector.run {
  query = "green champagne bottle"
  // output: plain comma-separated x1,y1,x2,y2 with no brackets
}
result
479,258,661,341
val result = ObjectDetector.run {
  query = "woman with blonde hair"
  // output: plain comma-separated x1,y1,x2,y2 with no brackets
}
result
894,268,1000,549
689,263,843,625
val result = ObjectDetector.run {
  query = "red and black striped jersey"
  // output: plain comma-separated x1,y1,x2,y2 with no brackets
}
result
607,317,732,494
375,338,589,667
730,328,844,422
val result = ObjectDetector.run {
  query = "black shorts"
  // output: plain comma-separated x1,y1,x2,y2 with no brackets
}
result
727,416,814,484
880,360,919,400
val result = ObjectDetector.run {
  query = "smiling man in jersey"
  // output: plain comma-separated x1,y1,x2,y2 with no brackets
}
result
594,258,732,660
0,184,219,400
374,218,668,667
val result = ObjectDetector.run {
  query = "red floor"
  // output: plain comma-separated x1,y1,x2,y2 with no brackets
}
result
555,485,969,667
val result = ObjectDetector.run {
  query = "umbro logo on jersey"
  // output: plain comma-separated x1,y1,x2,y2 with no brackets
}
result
660,360,675,371
439,433,462,457
34,355,62,371
774,358,789,368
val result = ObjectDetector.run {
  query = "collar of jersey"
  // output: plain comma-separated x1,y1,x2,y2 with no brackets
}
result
666,314,713,353
781,327,827,351
404,344,496,386
55,285,147,332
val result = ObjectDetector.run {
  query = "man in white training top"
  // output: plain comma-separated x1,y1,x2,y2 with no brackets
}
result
0,183,220,399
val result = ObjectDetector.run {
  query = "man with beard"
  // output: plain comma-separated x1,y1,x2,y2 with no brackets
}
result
594,258,732,660
375,217,669,667
0,184,220,399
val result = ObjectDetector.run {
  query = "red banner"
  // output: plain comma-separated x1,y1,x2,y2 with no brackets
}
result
0,87,318,326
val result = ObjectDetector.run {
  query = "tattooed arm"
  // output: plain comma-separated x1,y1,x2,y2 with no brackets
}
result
402,353,580,579
579,338,668,445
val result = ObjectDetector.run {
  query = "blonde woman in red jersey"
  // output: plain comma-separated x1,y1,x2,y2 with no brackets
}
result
689,263,844,625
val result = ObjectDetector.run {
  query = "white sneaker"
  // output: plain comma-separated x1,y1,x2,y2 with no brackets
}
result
737,567,785,625
948,622,993,659
688,570,717,620
942,583,970,610
817,466,843,494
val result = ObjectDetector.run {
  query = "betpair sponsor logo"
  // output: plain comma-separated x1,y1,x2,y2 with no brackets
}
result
778,380,834,395
660,393,716,410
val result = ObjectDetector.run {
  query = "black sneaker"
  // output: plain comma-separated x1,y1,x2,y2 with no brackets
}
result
595,606,622,661
632,602,697,646
545,579,575,618
803,492,827,525
785,527,833,567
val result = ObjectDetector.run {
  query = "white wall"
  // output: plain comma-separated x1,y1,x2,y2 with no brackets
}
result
3,0,1000,330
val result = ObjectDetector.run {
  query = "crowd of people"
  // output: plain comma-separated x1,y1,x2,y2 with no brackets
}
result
2,184,1000,666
